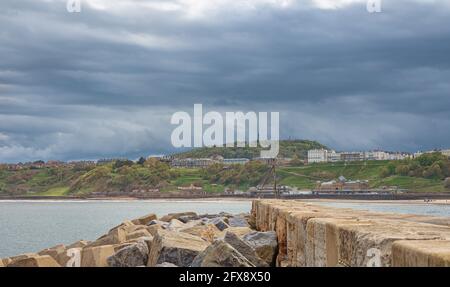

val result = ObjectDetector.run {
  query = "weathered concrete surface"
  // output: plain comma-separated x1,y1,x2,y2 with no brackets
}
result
126,229,153,241
252,199,450,267
392,240,450,267
131,213,157,225
160,212,198,222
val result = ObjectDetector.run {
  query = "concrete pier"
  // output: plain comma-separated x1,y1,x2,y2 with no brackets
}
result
251,199,450,267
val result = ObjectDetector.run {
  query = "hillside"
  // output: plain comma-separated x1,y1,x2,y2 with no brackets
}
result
172,139,327,159
277,152,450,192
1,150,449,197
277,161,446,192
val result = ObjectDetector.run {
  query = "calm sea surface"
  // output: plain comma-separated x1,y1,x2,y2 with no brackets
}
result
1,199,449,258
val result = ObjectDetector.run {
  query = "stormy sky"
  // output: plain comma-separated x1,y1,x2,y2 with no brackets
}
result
1,0,450,162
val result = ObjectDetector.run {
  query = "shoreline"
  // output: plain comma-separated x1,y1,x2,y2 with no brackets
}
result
1,196,449,206
0,197,253,203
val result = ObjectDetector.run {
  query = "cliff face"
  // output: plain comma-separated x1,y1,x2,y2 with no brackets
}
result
251,199,450,267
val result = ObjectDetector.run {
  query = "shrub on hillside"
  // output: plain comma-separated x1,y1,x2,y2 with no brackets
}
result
444,177,450,189
395,165,410,176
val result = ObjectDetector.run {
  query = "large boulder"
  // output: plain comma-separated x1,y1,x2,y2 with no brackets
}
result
147,224,165,236
87,224,128,248
228,216,250,227
223,232,269,267
8,255,61,267
147,230,209,267
209,217,230,231
67,240,90,249
38,244,65,258
167,219,186,231
81,245,116,267
217,212,233,218
126,229,153,241
243,231,278,266
219,227,254,238
160,212,198,222
2,258,12,266
8,253,36,262
191,240,254,267
108,220,135,232
147,220,170,231
183,219,205,228
178,214,200,223
38,244,73,267
123,224,147,233
107,240,149,267
131,213,157,225
179,224,221,241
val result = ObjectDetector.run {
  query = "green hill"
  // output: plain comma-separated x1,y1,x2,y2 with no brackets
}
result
172,139,327,159
1,148,449,197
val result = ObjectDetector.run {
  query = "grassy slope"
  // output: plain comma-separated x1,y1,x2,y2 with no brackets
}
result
31,186,71,196
1,154,448,196
0,167,90,196
277,161,445,191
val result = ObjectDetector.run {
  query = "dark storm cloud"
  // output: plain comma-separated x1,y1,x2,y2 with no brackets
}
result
1,0,450,162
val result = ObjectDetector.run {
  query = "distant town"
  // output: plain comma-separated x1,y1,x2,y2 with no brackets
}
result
1,142,450,198
1,147,450,170
307,148,450,163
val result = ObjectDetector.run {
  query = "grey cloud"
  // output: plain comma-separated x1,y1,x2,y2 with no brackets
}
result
1,0,450,162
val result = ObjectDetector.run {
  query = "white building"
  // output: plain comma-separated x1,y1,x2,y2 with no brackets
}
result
327,151,341,162
222,158,250,165
388,152,409,160
307,149,328,163
365,151,389,161
441,149,450,157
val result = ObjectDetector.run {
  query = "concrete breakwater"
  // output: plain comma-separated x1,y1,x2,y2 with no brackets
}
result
252,199,450,267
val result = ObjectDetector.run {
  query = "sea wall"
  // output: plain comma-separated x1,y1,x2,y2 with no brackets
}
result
251,199,450,267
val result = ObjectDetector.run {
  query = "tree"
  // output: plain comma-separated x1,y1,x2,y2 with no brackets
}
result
113,159,134,169
137,157,146,165
381,163,395,177
289,154,304,166
423,164,443,179
395,165,409,176
444,177,450,189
